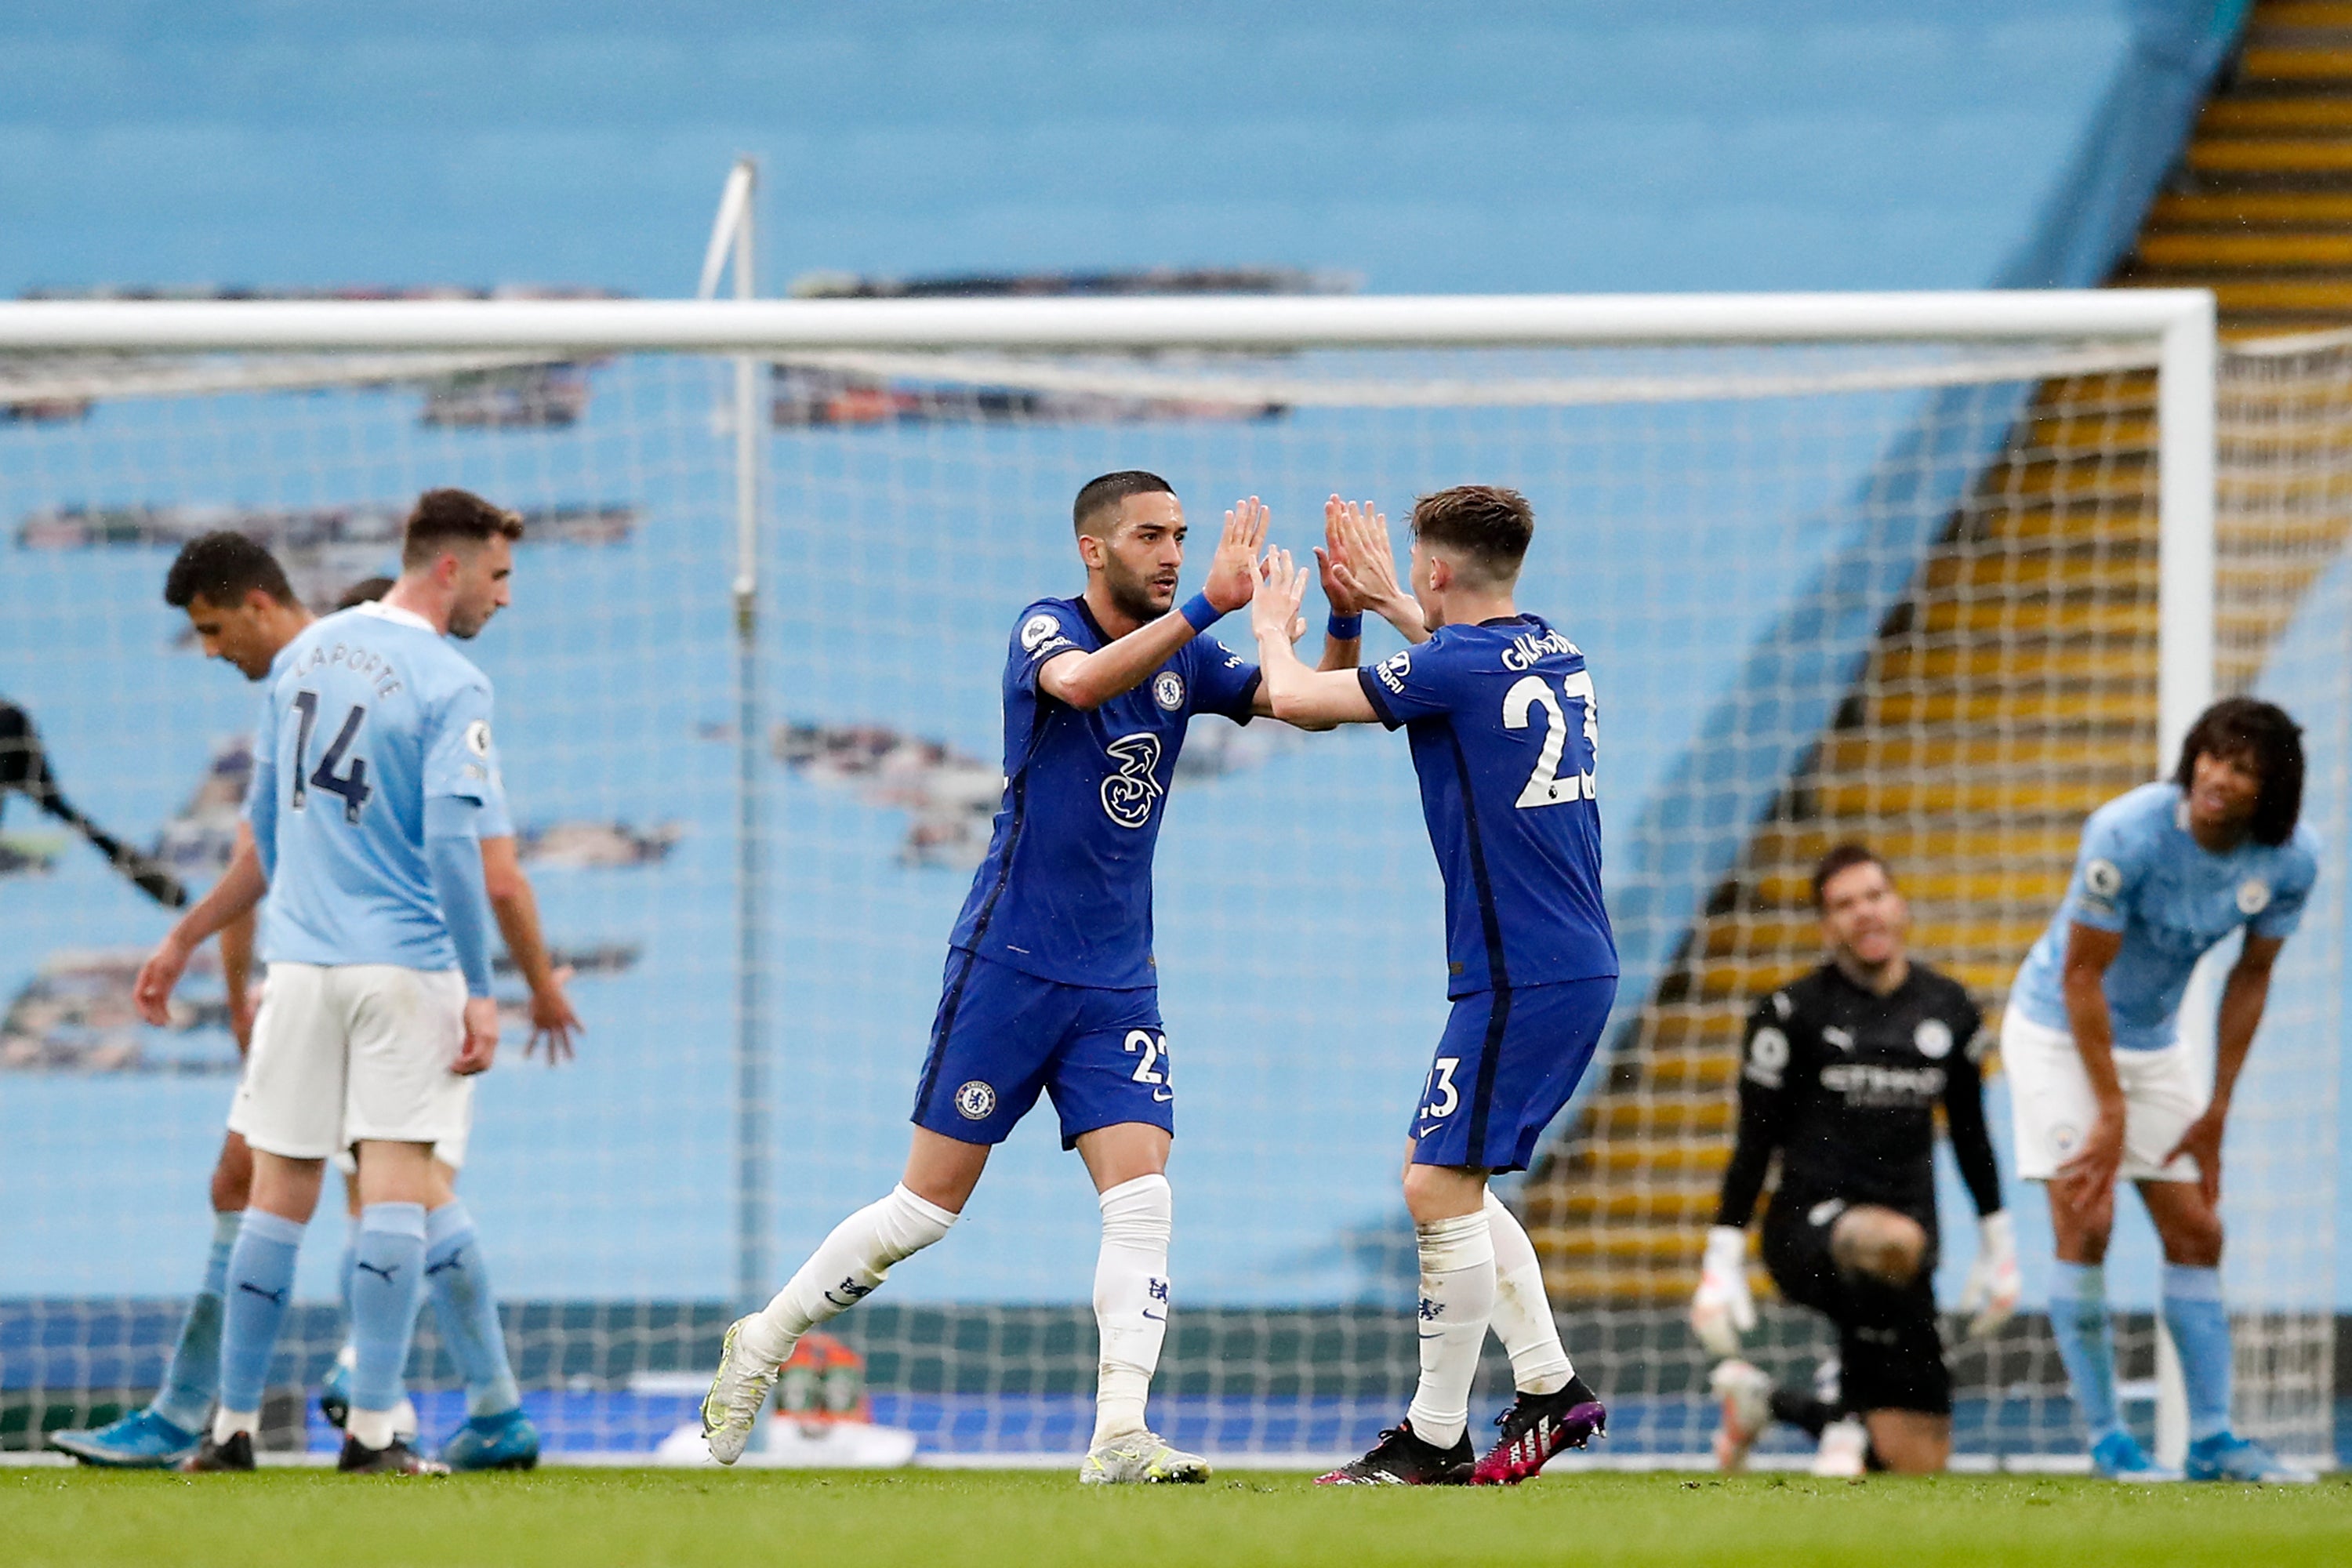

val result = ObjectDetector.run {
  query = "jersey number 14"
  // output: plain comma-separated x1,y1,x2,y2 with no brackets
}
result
1503,672,1597,809
289,690,373,823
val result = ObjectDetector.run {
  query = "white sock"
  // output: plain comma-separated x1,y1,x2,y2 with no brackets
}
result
1091,1174,1174,1446
212,1407,258,1444
741,1184,956,1366
347,1406,398,1450
1483,1189,1573,1396
1403,1210,1496,1449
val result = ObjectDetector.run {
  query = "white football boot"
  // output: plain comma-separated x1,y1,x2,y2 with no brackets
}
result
1078,1430,1210,1484
1811,1415,1869,1479
700,1316,779,1465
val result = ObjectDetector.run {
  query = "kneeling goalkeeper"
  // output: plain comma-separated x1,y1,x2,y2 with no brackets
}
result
1690,844,2018,1474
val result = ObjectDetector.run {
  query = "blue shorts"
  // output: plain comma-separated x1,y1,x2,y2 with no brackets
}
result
1409,975,1616,1173
911,949,1171,1149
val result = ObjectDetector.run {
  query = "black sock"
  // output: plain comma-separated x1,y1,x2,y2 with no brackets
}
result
1768,1388,1839,1439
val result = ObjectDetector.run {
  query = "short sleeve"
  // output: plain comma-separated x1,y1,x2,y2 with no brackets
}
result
424,678,498,806
1186,635,1261,724
1007,601,1083,695
2064,808,2143,932
2251,840,2320,941
1356,638,1461,731
475,761,515,839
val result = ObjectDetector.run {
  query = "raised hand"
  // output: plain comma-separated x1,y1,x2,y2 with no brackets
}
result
1250,546,1311,649
1327,498,1416,632
1314,495,1366,616
1203,496,1269,614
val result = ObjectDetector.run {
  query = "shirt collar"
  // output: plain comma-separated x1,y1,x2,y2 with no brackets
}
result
352,599,435,634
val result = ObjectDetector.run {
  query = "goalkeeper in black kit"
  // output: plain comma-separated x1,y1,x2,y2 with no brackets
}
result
1689,844,2020,1475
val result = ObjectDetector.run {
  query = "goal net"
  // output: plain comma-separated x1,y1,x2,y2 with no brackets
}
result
0,296,2338,1467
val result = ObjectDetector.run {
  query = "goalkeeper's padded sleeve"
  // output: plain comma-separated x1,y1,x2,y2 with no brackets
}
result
425,795,495,998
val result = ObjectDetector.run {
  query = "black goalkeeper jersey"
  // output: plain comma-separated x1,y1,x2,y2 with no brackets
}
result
1715,960,2002,1240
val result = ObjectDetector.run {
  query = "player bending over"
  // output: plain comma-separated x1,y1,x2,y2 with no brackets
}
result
703,473,1348,1483
60,538,576,1470
125,496,527,1474
2003,699,2318,1484
1247,488,1612,1486
1690,844,2017,1477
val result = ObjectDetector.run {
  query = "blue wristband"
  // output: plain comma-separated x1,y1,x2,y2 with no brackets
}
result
1327,612,1364,640
1179,591,1225,631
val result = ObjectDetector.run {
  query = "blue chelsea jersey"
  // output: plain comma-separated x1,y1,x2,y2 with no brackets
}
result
947,596,1261,989
1357,615,1618,997
243,602,503,971
2010,781,2321,1050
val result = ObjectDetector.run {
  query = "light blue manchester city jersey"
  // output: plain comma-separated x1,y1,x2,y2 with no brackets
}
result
2010,781,2320,1051
244,601,500,971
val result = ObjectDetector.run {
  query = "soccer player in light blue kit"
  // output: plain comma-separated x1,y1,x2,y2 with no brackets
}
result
2004,697,2319,1483
160,493,526,1474
1248,488,1613,1486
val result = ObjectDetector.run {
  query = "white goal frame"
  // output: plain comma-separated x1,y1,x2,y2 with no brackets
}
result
0,289,2227,1463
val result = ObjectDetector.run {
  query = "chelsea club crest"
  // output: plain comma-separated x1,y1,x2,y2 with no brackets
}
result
1152,671,1185,711
954,1081,997,1121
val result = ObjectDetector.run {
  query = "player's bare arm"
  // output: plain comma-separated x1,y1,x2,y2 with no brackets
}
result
1248,549,1379,726
481,833,582,1063
1326,497,1429,646
133,832,270,1025
2164,931,2283,1207
2054,920,2128,1211
1036,496,1264,710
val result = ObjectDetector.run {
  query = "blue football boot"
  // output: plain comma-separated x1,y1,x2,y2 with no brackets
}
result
2186,1432,2318,1484
49,1407,203,1468
318,1355,352,1429
438,1409,541,1472
2089,1429,2182,1482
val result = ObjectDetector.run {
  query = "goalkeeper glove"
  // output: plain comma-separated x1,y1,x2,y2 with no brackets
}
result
1959,1210,2021,1340
1690,1224,1756,1358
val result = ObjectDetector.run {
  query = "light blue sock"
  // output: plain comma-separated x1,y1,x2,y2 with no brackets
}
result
217,1210,304,1417
425,1201,522,1418
2161,1263,2234,1443
339,1232,358,1336
349,1203,428,1415
2047,1261,2123,1444
151,1210,241,1432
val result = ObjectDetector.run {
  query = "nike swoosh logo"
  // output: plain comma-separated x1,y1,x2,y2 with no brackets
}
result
1418,1332,1445,1341
1417,1124,1441,1138
1142,1310,1166,1322
1152,1090,1173,1102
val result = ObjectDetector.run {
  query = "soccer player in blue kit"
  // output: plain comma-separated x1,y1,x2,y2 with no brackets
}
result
704,473,1357,1482
158,495,528,1475
2003,697,2320,1484
1247,488,1613,1486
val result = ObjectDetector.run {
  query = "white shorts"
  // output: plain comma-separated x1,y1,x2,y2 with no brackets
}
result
328,1083,472,1174
2001,1008,2203,1184
229,962,470,1161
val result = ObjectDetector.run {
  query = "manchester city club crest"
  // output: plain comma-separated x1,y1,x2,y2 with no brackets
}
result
1152,670,1185,711
1914,1018,1953,1059
2238,878,2271,916
954,1080,996,1120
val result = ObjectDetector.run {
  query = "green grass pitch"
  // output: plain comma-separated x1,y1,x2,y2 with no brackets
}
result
8,1468,2350,1568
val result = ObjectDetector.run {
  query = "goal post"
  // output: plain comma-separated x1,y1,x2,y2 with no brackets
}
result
7,288,2339,1468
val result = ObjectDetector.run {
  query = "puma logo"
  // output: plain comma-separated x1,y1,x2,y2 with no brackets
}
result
426,1254,466,1276
237,1282,287,1305
355,1261,400,1285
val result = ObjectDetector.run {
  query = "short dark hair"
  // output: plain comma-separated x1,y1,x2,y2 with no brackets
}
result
2174,696,2305,848
1073,470,1174,537
401,487,524,570
1410,485,1534,583
1811,842,1889,909
163,531,296,611
336,575,396,611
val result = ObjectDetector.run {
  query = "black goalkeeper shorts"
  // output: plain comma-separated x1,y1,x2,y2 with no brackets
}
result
1762,1195,1951,1418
